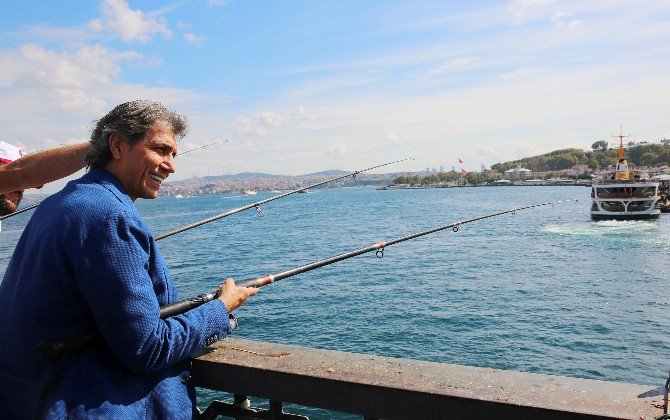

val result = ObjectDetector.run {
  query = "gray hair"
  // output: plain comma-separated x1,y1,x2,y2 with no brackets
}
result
84,100,188,168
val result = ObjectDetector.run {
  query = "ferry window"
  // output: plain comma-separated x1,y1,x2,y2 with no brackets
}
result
628,201,653,211
599,188,613,198
635,187,655,198
601,201,625,212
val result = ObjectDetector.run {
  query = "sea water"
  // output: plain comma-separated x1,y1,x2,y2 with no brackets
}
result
2,185,669,418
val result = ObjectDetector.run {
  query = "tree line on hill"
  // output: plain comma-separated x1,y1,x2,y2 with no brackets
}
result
393,170,500,186
393,143,670,186
490,143,670,173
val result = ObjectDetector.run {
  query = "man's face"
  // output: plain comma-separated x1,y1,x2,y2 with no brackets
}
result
115,122,178,201
0,163,24,216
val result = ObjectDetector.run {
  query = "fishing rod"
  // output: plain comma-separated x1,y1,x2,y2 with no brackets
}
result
0,203,39,232
37,199,576,358
0,140,229,226
154,158,414,241
0,203,38,221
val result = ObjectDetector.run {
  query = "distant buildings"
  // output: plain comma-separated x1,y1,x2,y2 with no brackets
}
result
160,172,399,197
502,165,589,181
502,167,533,180
619,138,669,149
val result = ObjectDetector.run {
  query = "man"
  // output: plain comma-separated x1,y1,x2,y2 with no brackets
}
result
0,140,89,215
0,100,258,419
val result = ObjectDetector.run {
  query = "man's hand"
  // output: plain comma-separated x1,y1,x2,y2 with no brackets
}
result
217,278,259,312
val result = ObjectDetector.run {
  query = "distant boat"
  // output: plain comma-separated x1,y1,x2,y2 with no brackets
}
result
590,130,660,220
297,189,309,194
174,194,184,199
243,190,257,196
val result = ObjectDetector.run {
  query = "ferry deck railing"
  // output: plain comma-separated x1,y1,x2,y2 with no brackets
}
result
193,338,664,419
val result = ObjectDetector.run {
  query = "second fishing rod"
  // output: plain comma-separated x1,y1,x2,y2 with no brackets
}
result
154,157,413,240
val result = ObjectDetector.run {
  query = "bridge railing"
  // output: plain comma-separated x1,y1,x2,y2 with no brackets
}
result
192,338,663,419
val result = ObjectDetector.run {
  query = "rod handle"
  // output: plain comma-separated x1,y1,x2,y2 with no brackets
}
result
38,289,222,360
159,289,219,318
38,331,97,360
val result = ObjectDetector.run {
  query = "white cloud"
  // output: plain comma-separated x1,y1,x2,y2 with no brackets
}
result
427,57,477,76
324,143,349,158
0,44,141,89
509,0,555,25
567,19,584,30
384,132,412,143
231,106,323,139
88,0,172,42
551,11,584,30
478,146,497,157
259,112,283,128
184,33,206,46
235,116,263,135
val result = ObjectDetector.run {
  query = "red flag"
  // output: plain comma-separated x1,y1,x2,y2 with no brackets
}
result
458,158,463,164
461,168,467,174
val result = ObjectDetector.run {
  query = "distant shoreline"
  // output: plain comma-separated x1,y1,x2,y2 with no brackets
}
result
378,182,591,190
21,182,590,202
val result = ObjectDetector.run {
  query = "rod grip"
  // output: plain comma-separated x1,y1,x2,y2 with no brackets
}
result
39,289,220,359
159,289,218,319
237,278,259,288
38,331,97,360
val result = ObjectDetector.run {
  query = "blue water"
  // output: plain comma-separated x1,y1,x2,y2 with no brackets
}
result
2,185,669,418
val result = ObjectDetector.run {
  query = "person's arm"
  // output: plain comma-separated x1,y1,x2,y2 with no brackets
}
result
75,210,240,374
0,143,88,193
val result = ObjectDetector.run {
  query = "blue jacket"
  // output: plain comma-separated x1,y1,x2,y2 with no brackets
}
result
0,168,232,419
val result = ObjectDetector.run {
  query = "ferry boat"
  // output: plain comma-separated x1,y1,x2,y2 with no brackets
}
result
243,190,257,196
590,131,660,220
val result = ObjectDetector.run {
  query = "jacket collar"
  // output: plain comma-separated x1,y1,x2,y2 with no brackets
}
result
84,167,135,208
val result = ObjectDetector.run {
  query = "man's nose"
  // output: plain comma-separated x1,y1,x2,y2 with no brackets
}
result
161,155,176,173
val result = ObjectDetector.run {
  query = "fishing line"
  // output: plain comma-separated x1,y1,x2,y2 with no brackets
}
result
178,139,228,156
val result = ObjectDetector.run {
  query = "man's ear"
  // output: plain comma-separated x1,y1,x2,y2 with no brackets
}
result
108,133,125,160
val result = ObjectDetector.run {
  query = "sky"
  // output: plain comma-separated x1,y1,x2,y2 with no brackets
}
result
2,0,670,192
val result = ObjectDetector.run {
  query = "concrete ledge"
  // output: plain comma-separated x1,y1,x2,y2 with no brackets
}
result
193,338,663,419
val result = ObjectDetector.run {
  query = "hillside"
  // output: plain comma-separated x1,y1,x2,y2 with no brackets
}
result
491,144,670,173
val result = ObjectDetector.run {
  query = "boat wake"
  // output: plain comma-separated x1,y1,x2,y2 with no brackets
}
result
541,220,662,238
